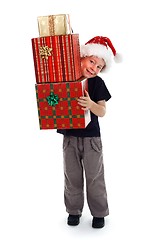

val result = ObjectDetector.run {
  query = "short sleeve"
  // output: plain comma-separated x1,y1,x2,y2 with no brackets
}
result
91,77,111,102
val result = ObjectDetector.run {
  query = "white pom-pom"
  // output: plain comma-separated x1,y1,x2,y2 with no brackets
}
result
114,53,123,63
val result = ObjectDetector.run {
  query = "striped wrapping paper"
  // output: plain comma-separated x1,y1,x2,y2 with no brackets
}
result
31,34,82,83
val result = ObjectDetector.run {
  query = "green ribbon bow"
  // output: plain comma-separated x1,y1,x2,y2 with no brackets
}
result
46,92,59,106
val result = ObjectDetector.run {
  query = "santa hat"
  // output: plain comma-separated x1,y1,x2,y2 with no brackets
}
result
80,36,121,71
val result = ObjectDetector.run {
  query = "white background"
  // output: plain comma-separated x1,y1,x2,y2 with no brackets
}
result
0,0,155,239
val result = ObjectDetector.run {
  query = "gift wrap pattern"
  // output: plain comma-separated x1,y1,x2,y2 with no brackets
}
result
32,34,82,83
37,14,72,37
35,78,91,129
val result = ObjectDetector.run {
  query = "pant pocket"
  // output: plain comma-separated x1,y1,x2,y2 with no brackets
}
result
90,137,102,152
63,136,70,150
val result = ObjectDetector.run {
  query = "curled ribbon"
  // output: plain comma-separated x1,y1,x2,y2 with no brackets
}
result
46,92,59,106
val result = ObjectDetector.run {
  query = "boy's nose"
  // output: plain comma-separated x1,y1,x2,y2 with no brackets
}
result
91,65,97,73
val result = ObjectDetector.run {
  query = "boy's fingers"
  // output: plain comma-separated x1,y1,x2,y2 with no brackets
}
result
84,90,89,97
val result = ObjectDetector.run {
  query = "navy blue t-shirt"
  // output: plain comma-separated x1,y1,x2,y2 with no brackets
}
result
57,76,111,137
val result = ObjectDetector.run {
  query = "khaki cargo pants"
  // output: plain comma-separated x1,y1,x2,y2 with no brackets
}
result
63,136,109,217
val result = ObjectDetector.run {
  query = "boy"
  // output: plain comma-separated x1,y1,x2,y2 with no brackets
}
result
57,36,119,228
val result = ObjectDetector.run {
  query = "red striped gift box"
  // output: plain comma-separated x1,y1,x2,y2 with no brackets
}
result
31,34,82,83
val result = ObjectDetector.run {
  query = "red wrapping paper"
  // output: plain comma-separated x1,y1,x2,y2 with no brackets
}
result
31,34,82,83
35,78,91,129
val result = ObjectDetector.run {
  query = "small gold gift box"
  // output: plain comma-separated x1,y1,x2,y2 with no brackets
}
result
37,14,72,37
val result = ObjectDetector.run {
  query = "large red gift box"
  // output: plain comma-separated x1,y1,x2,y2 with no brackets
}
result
35,78,91,129
31,34,82,83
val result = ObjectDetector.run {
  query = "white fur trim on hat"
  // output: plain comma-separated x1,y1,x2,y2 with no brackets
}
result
80,43,113,69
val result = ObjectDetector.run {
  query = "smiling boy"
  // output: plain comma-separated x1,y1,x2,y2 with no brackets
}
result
57,36,119,228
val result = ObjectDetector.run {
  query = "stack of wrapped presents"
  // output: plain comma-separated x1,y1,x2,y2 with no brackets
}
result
31,14,91,130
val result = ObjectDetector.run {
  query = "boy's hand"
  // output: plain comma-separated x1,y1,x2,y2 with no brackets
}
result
77,90,93,111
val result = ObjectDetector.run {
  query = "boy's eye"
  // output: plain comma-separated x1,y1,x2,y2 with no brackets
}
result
97,66,102,70
90,60,94,64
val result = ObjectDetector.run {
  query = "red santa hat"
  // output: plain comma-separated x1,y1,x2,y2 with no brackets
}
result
80,36,121,71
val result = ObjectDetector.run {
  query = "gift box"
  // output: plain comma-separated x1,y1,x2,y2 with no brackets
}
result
37,14,72,37
35,78,91,129
31,34,82,83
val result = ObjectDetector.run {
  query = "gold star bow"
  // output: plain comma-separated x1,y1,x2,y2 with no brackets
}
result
39,46,52,60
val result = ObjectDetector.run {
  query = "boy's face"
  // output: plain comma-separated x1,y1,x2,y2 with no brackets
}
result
81,56,105,78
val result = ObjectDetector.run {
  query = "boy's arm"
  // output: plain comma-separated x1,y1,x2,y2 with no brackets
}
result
77,90,106,117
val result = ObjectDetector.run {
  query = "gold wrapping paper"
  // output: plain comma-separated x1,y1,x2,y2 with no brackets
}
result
37,14,72,37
